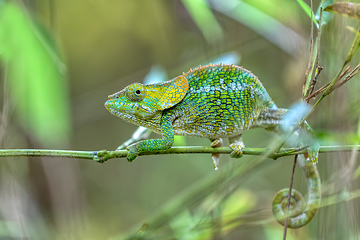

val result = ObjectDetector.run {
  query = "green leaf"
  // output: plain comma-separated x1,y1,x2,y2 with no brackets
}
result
182,0,223,43
0,2,70,146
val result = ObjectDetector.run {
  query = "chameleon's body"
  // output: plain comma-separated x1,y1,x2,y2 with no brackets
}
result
105,64,320,228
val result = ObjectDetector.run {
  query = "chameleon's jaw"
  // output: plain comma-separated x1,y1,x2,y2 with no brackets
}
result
104,99,114,112
105,98,156,119
105,99,130,120
104,98,162,131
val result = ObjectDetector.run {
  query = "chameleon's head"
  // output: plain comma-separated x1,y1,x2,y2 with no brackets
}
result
105,83,154,121
105,76,189,128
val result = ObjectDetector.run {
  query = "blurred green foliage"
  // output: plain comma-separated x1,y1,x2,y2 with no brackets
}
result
0,0,359,239
0,2,69,146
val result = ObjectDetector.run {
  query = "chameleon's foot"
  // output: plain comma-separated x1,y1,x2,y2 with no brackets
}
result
230,142,244,158
308,142,320,163
126,145,140,162
210,138,223,170
229,135,245,158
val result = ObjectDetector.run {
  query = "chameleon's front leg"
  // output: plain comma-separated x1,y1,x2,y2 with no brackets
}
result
126,114,174,161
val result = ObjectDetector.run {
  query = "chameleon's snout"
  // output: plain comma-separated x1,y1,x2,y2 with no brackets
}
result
104,99,112,111
105,97,119,111
107,93,116,99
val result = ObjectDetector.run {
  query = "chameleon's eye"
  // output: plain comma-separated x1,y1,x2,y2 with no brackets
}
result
126,83,145,102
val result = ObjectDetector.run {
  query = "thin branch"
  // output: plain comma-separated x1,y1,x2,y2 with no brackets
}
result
302,0,315,96
306,66,323,99
283,154,298,239
0,145,358,162
304,63,359,101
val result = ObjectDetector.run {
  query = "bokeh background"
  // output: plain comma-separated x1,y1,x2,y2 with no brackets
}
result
0,0,360,239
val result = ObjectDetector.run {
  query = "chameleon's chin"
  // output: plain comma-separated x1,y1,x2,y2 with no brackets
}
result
104,100,110,109
104,100,127,118
104,100,115,112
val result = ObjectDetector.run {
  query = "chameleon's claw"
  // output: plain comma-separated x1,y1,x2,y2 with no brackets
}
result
230,145,243,158
126,145,139,162
308,142,320,163
229,143,243,158
229,136,245,158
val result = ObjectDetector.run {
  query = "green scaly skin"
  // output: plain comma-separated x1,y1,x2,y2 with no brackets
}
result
105,63,321,228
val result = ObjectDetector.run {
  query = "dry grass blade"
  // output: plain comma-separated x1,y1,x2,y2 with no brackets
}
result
324,2,360,19
335,63,360,89
305,82,331,101
305,66,323,100
302,0,315,97
305,64,360,101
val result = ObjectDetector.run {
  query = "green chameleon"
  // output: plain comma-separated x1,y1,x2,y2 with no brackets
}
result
104,63,321,228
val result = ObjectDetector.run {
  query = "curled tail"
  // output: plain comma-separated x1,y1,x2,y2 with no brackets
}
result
272,154,321,228
254,107,321,227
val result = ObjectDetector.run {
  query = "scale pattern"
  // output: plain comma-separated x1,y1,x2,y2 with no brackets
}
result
168,64,276,138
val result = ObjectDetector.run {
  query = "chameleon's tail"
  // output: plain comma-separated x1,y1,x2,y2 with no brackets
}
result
255,107,321,228
271,151,321,228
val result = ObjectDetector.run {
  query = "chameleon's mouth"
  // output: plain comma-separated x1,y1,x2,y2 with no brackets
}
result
104,100,113,111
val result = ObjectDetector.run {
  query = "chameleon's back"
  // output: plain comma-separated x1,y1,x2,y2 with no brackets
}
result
168,64,277,138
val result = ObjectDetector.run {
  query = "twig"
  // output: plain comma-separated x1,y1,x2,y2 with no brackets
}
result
304,64,360,101
283,154,298,240
305,66,323,100
0,145,358,162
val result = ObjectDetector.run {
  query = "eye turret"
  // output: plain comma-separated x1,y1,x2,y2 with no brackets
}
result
126,83,145,102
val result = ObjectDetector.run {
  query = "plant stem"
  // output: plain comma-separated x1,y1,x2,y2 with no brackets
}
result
0,145,358,162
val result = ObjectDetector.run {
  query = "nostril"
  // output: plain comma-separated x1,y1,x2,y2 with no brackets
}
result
108,94,119,100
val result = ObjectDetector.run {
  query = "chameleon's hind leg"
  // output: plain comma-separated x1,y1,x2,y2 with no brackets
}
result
210,138,223,170
229,135,245,158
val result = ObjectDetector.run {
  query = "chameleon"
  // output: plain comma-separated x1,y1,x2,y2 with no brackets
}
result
104,63,321,228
